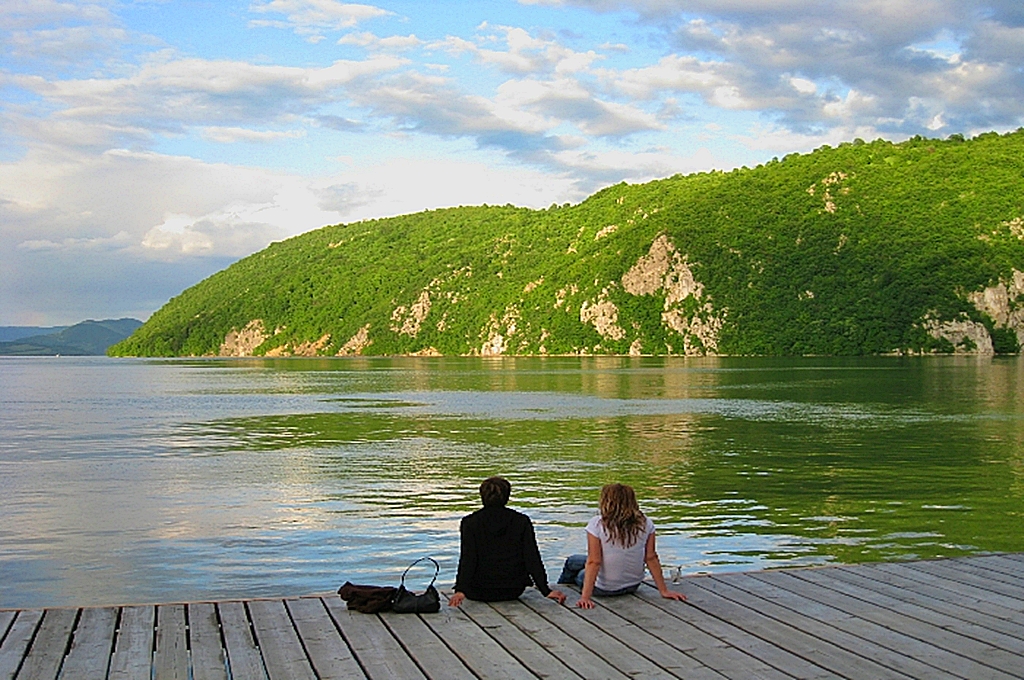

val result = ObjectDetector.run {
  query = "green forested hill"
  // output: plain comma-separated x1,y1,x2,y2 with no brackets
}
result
111,131,1024,357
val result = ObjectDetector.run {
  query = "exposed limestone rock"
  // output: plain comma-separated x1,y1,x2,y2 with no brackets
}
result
390,267,473,340
623,234,675,295
538,328,550,355
808,171,850,214
480,305,522,355
1005,217,1024,239
662,306,724,354
293,334,331,357
391,289,431,337
410,346,441,356
523,277,544,294
622,234,724,354
622,234,704,305
554,284,578,309
922,315,994,354
968,269,1024,345
580,291,626,341
481,331,506,356
219,319,267,356
265,333,332,357
337,325,371,356
595,224,618,240
629,338,643,356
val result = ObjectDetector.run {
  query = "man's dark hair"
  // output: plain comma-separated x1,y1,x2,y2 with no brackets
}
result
480,476,511,507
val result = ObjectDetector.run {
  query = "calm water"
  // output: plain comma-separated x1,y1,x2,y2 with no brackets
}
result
1,355,1022,609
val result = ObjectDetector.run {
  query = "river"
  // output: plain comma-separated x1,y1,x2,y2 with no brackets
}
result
1,355,1022,608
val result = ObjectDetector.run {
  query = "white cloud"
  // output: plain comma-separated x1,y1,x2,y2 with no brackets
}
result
6,25,131,63
603,54,728,100
730,123,889,154
522,0,1024,134
0,0,116,31
545,144,730,190
338,32,422,51
789,77,816,95
432,24,602,76
0,147,340,259
6,54,406,150
496,77,661,136
315,156,581,221
201,126,307,143
249,0,389,36
17,231,133,253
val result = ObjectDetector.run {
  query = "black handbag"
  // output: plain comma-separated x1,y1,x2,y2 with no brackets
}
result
391,557,441,613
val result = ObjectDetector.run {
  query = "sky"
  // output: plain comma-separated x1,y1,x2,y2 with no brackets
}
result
2,1,1023,326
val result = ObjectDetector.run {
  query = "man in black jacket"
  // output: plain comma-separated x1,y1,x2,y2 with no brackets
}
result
448,477,567,606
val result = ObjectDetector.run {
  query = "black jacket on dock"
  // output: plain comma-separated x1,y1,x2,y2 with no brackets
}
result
454,505,552,601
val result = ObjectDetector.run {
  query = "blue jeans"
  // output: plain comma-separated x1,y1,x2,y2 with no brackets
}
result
557,554,640,596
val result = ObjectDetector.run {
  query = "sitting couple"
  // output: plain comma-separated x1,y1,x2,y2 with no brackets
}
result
448,477,686,609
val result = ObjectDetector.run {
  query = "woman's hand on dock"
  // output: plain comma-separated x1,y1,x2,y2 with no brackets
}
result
575,596,595,609
547,589,567,604
660,589,686,601
448,592,465,607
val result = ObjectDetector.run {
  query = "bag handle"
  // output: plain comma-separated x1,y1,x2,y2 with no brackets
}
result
400,557,439,589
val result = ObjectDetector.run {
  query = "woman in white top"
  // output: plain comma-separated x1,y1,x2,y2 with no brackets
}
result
558,483,686,609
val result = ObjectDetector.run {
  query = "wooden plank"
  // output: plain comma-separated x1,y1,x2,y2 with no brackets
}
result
735,571,964,680
795,566,1024,655
869,562,1024,627
380,612,476,680
109,606,155,680
457,599,583,680
0,610,44,680
633,583,840,680
969,554,1024,579
218,601,267,680
518,590,679,680
675,575,906,680
60,607,117,680
908,559,1024,600
489,598,630,680
640,579,859,679
634,585,843,680
0,612,15,643
154,604,188,680
189,603,228,680
780,569,1024,678
554,592,729,680
583,588,790,680
322,596,424,680
247,600,317,680
421,604,540,680
829,565,1024,639
941,558,1024,588
16,607,77,680
285,597,365,680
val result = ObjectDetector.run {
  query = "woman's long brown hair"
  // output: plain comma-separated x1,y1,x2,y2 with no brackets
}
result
599,483,647,547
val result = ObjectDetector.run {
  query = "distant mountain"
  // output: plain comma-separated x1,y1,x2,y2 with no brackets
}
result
0,319,143,356
112,130,1024,357
0,326,68,342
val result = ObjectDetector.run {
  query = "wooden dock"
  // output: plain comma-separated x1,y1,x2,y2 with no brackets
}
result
2,553,1023,679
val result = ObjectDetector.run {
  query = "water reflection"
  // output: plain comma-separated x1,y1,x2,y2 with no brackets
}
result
1,355,1022,608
